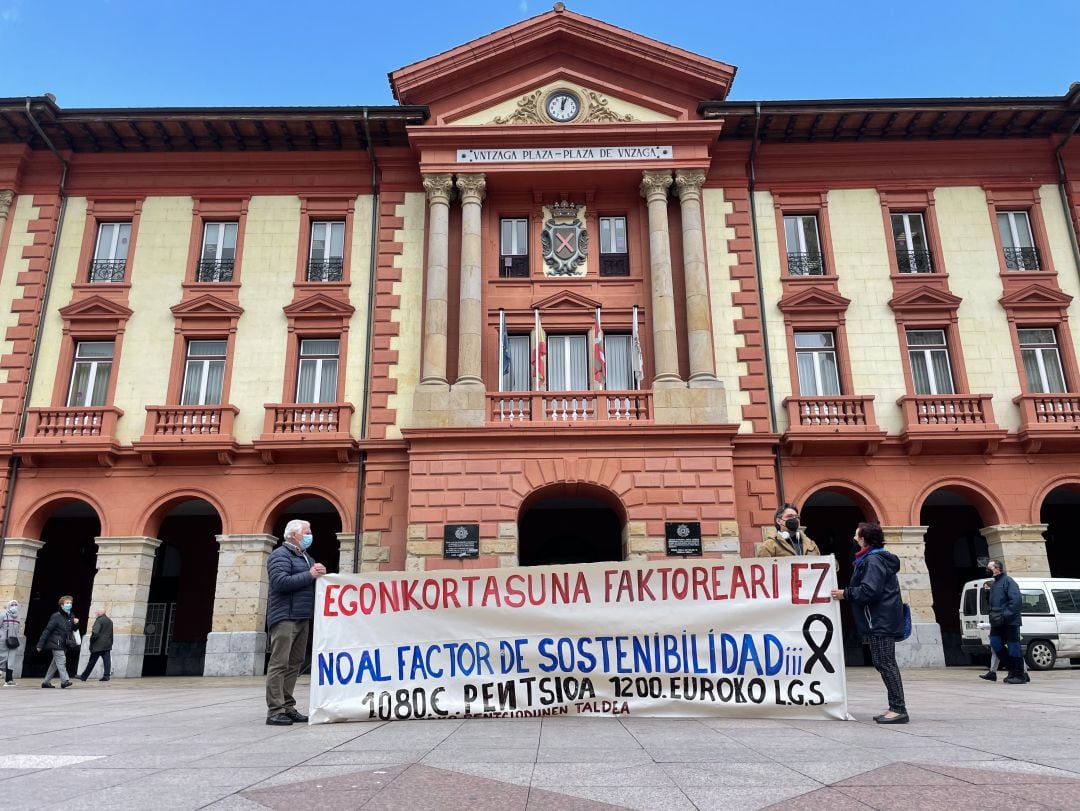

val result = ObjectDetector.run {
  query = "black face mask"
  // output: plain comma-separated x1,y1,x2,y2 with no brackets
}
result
784,517,800,533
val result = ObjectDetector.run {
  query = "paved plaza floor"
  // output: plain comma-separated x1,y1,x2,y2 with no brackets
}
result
1,667,1080,810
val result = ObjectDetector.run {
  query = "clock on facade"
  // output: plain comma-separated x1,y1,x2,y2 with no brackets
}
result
545,90,581,122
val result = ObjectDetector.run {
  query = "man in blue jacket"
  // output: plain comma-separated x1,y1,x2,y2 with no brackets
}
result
987,559,1028,685
265,519,326,725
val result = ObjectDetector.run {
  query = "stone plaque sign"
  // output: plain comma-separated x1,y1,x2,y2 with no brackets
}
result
665,522,702,557
443,523,480,559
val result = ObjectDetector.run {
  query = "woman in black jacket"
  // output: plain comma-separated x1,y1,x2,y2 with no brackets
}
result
831,522,909,724
36,595,79,688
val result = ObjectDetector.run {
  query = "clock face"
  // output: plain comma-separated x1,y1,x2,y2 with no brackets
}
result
546,91,580,122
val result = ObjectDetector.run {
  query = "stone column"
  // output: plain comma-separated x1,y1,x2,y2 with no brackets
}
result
0,538,44,676
203,534,276,677
640,170,681,387
420,174,453,386
981,524,1051,577
337,531,358,575
85,536,161,679
675,169,719,386
882,525,944,667
455,173,486,387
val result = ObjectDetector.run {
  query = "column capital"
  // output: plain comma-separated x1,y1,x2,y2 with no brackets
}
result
1,537,45,556
422,173,454,205
455,173,486,203
0,189,13,222
214,534,277,553
881,526,929,545
93,536,162,555
674,169,706,200
640,170,673,203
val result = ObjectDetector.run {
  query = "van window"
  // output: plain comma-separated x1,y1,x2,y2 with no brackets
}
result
1020,589,1051,615
1051,589,1080,613
979,585,990,614
962,589,977,616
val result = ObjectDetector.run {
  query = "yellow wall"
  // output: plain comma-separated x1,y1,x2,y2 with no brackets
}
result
1040,184,1080,343
704,188,750,429
0,196,42,414
230,196,300,443
345,194,374,435
755,191,791,430
28,197,88,409
385,192,426,439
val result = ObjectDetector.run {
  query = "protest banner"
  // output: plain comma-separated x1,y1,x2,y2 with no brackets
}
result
309,556,851,723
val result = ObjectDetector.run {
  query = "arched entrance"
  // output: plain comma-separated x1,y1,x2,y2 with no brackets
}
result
22,500,101,678
920,487,991,665
1041,485,1080,578
143,499,221,676
801,488,872,665
270,496,343,574
518,484,625,566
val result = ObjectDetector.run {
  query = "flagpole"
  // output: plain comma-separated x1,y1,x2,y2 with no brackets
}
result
498,308,505,393
533,307,539,392
632,305,640,391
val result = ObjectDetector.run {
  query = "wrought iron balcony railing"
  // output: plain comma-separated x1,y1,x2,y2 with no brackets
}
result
1003,247,1041,271
895,249,934,274
786,252,826,276
87,259,126,283
306,258,344,282
195,259,235,283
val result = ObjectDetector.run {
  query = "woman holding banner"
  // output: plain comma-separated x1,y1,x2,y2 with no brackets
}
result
830,522,909,724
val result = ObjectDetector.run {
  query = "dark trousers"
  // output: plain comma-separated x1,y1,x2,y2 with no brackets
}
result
81,650,112,678
265,619,309,717
868,635,906,714
989,625,1022,675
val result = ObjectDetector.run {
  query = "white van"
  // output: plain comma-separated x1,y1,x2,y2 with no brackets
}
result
959,577,1080,669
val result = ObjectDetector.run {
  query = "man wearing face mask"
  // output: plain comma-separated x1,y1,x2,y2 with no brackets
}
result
756,503,821,558
36,595,79,688
986,559,1028,685
265,519,326,725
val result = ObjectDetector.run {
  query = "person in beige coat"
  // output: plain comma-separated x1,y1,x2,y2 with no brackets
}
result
756,503,821,557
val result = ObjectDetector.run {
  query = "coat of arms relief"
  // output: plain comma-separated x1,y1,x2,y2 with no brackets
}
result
541,201,588,277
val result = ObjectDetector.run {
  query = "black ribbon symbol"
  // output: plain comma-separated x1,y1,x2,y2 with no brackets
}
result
802,614,835,674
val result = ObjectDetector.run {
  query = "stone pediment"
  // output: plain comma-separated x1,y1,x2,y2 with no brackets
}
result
531,289,601,312
58,295,134,321
170,294,244,319
998,283,1073,313
777,287,851,314
888,287,963,313
283,294,356,319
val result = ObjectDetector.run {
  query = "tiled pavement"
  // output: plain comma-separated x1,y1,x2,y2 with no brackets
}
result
2,667,1080,810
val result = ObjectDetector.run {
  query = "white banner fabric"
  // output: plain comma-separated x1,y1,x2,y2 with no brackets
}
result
309,556,851,724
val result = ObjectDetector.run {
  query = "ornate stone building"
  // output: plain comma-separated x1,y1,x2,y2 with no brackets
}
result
0,6,1078,676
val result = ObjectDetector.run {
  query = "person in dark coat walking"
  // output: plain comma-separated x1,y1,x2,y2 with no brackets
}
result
986,559,1028,684
36,595,79,688
79,607,113,682
831,522,909,724
264,519,325,726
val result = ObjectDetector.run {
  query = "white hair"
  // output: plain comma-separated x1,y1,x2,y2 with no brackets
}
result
283,519,308,542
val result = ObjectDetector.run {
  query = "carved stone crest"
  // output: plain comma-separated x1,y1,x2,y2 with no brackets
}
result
492,89,635,125
541,201,588,276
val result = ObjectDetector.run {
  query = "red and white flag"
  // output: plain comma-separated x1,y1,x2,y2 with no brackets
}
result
593,307,606,387
531,308,547,391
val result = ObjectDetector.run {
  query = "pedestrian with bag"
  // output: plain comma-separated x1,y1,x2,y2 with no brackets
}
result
79,606,113,682
36,595,80,689
831,522,910,724
1,599,20,686
986,559,1029,685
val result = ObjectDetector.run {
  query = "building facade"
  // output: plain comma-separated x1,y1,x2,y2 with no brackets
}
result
1,6,1079,677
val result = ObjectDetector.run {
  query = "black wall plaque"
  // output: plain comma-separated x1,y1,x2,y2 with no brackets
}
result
665,521,702,556
443,523,480,559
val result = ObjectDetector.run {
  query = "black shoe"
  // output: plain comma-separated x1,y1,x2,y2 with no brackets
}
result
41,683,55,688
265,713,294,726
979,671,996,681
79,674,88,682
874,712,909,724
284,709,308,723
60,681,73,689
1003,675,1027,684
1023,672,1030,683
100,675,110,682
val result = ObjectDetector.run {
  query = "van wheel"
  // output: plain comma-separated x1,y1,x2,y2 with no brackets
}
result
1026,640,1056,671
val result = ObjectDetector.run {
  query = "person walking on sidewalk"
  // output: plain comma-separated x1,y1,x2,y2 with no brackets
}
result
265,519,325,726
1,599,20,686
36,595,79,689
79,607,113,682
831,522,909,724
987,559,1029,685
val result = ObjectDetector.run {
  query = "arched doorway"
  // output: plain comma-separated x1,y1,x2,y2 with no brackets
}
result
801,489,871,665
518,484,624,566
22,500,101,678
1041,485,1080,578
920,487,991,665
143,499,221,676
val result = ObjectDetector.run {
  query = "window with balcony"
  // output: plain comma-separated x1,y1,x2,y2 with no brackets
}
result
180,340,227,405
502,334,532,392
794,331,840,395
307,221,345,282
197,223,237,283
599,216,629,277
891,213,933,274
997,211,1040,271
67,341,114,407
547,334,588,391
784,215,825,276
296,339,339,403
500,218,529,278
1018,328,1066,393
603,333,635,390
907,329,955,395
89,223,131,282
